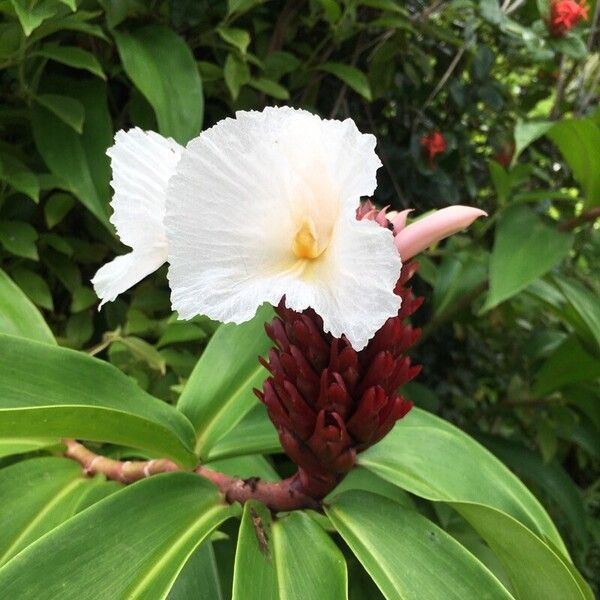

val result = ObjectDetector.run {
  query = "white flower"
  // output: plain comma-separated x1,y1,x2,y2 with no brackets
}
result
92,128,183,307
165,107,402,350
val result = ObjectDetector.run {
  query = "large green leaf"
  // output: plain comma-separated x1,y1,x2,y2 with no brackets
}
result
547,118,600,207
0,333,196,466
481,435,589,549
456,504,592,600
0,457,95,567
114,26,203,144
232,501,348,600
481,205,573,311
178,305,273,459
0,474,236,599
326,491,513,600
31,77,112,227
0,269,55,344
359,409,592,598
205,403,281,461
360,408,563,545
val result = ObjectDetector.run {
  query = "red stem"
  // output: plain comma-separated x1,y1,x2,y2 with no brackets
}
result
63,439,321,512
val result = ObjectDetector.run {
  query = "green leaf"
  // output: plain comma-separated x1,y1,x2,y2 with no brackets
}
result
359,409,591,598
157,321,207,347
233,502,348,600
0,457,93,567
9,0,58,36
481,435,589,549
327,466,416,510
481,206,573,311
553,34,587,59
249,77,290,100
319,63,372,100
533,336,600,396
119,335,167,374
0,153,39,201
0,438,58,458
0,220,38,260
70,285,97,313
513,119,553,161
553,275,600,353
0,333,197,466
10,267,53,310
31,78,112,227
168,542,223,600
206,454,279,481
217,27,251,54
359,408,565,550
0,474,236,599
547,118,600,207
326,491,513,600
114,26,203,144
224,53,250,100
35,94,85,133
177,305,273,459
456,504,592,600
432,245,488,317
0,269,55,344
36,44,105,79
206,403,281,461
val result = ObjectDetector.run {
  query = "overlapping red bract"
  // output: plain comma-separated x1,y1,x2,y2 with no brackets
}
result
255,263,423,498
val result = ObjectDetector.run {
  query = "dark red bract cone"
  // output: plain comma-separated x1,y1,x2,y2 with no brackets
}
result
255,261,423,499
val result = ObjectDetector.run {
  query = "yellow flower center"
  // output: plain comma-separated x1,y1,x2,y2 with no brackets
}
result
292,218,325,260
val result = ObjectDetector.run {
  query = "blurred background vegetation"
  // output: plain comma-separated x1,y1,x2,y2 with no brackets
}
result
0,0,598,593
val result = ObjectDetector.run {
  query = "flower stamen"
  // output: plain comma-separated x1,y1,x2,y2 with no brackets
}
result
292,218,324,260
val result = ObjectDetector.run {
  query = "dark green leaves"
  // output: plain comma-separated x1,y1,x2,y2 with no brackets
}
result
0,334,196,465
233,502,348,600
114,26,203,144
326,491,513,600
31,78,112,227
0,474,236,599
482,206,573,311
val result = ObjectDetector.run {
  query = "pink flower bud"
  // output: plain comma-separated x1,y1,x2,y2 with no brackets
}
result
394,206,487,260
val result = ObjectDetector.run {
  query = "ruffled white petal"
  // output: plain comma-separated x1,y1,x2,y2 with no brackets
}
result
166,106,398,350
108,128,183,248
292,216,402,350
92,246,167,308
92,128,183,305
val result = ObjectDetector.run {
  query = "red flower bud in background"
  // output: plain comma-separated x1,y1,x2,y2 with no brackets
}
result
494,141,515,168
255,207,423,499
548,0,588,36
420,131,447,163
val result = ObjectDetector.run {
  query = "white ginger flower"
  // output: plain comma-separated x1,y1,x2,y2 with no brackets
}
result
165,107,402,351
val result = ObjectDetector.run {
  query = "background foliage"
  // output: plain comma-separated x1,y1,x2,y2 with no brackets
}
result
0,0,598,596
